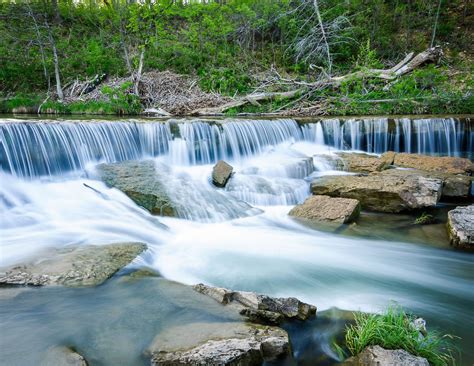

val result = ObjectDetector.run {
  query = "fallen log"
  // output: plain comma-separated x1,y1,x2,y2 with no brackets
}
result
190,47,442,116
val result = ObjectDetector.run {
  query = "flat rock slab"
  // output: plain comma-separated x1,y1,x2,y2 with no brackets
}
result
343,345,429,366
97,160,176,216
148,321,289,365
335,152,392,173
447,204,474,249
212,160,233,187
393,153,474,175
311,169,442,213
0,242,147,287
289,195,360,224
193,283,316,323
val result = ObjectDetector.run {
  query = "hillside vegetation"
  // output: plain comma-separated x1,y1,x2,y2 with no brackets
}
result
0,0,473,115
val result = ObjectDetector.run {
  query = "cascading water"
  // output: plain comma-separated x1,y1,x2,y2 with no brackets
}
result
0,116,473,365
2,117,471,178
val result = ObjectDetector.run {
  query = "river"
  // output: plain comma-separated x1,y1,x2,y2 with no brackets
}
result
0,116,473,365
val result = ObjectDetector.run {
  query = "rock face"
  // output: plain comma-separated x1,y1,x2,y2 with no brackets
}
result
289,195,360,224
97,160,176,216
41,346,88,366
343,345,429,366
0,242,147,287
212,160,233,187
393,153,474,175
311,170,442,213
447,205,474,249
193,283,316,323
148,321,290,366
335,152,391,173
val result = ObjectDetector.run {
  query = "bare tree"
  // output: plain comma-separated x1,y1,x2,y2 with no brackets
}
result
430,0,442,47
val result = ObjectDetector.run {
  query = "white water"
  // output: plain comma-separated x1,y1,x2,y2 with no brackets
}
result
0,117,473,364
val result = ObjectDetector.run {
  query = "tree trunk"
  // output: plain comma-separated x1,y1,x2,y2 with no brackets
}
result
134,48,145,95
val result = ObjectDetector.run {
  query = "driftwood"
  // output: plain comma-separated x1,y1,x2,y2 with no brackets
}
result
191,47,443,116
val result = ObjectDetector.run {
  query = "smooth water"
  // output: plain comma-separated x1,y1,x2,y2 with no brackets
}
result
0,116,473,365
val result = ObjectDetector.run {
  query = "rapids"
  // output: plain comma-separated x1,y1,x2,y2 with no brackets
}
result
0,116,473,365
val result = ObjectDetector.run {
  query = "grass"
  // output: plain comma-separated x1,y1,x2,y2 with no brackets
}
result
336,305,457,366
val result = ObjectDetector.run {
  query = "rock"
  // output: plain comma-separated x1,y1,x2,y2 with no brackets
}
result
440,174,473,198
97,160,176,216
0,242,147,287
289,195,360,224
40,346,88,366
148,321,290,365
142,107,171,116
393,153,474,175
335,152,390,173
380,151,396,166
343,345,429,366
193,283,316,322
212,160,233,187
447,205,474,249
239,308,284,325
311,169,442,213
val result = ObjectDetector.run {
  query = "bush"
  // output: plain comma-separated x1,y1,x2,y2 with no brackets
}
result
337,305,456,366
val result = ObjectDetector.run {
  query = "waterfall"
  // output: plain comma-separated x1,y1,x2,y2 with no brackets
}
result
0,117,471,178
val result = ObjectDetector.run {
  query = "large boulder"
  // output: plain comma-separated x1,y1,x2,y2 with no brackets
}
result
335,152,391,173
343,345,429,366
97,160,176,216
311,170,442,213
147,321,290,366
212,160,233,187
447,205,474,249
193,283,316,323
393,153,474,175
289,195,360,224
41,346,88,366
0,242,147,287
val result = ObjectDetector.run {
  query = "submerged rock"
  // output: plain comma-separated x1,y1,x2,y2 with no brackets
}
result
148,321,290,366
0,242,147,287
41,346,88,366
97,160,177,216
212,160,233,187
447,205,474,249
289,195,360,224
393,153,474,175
311,169,442,213
193,283,316,323
343,345,429,366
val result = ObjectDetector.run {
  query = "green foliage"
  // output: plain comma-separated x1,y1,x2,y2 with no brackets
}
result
415,212,435,225
340,305,456,366
100,82,141,115
0,0,472,115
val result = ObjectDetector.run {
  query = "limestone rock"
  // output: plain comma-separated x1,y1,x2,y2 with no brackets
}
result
447,205,474,249
289,195,360,224
212,160,233,187
40,346,88,366
336,152,390,173
393,153,474,175
343,345,429,366
97,160,176,216
0,242,147,287
311,169,442,213
193,283,316,322
148,321,290,365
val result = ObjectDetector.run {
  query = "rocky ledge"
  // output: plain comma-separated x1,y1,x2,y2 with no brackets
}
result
97,160,177,216
311,169,442,213
193,283,316,324
342,345,429,366
41,346,88,366
0,242,147,287
447,204,474,250
148,321,290,366
289,195,360,224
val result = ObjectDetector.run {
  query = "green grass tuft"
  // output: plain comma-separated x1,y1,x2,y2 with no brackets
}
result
339,305,457,366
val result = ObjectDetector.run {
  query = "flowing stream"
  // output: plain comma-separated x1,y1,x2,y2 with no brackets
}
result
0,116,473,365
